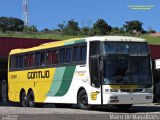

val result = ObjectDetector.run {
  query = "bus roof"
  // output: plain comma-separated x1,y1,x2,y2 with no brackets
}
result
10,36,146,55
85,36,146,42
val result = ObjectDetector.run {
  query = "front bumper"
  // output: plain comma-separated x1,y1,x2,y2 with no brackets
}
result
103,93,153,105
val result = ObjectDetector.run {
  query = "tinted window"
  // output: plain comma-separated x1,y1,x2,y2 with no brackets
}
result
24,54,30,67
19,55,24,68
40,52,45,66
53,50,58,64
35,52,40,66
104,42,149,54
15,56,19,68
90,58,100,88
65,48,71,63
46,51,52,65
29,54,34,67
90,41,100,56
10,55,23,69
103,56,152,85
73,46,80,62
10,56,15,69
80,45,86,61
59,48,65,63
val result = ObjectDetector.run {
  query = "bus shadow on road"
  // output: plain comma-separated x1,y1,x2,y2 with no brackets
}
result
43,104,160,113
91,104,160,113
1,102,160,113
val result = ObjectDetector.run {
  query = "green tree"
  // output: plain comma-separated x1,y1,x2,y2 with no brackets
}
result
147,27,156,33
80,27,90,36
110,27,125,34
0,17,24,32
62,19,80,35
41,28,52,33
24,25,38,33
148,29,156,33
93,19,112,35
57,21,65,32
111,27,121,34
123,20,143,33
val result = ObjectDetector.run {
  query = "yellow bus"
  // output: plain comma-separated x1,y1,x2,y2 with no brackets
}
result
8,36,153,110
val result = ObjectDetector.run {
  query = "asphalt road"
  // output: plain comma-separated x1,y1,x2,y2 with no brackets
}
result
0,102,160,120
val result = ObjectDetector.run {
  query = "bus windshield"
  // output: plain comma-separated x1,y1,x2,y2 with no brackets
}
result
103,56,152,85
103,42,149,54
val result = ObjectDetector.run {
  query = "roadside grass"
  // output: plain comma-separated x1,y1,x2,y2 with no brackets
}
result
140,35,160,45
0,32,160,45
0,32,83,40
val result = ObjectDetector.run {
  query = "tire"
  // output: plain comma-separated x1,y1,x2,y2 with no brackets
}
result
28,91,35,107
116,104,132,110
77,90,92,110
21,91,28,107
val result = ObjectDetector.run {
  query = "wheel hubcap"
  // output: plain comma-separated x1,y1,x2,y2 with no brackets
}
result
81,94,88,106
29,95,34,106
22,95,27,106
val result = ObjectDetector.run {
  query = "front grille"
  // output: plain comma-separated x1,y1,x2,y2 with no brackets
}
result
133,89,143,92
120,89,143,93
120,89,131,92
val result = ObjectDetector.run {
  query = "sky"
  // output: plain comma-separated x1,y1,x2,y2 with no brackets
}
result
0,0,160,31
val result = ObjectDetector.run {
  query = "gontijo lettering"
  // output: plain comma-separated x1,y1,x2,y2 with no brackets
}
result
27,70,50,79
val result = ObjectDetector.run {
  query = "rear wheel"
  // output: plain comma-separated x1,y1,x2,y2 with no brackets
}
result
21,91,28,107
116,104,132,110
28,91,44,107
28,91,35,107
77,90,92,110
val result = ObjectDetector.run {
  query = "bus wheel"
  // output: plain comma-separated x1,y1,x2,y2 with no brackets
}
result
116,104,132,110
78,90,92,110
21,91,28,107
28,91,35,107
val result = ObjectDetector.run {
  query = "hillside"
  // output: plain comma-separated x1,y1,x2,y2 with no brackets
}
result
0,32,160,45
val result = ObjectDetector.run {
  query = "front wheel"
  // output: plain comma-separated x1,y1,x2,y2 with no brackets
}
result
21,91,28,107
77,90,92,110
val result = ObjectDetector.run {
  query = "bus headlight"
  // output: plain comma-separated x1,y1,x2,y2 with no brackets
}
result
144,88,153,93
105,89,119,92
105,89,110,92
110,89,119,92
146,96,152,99
110,96,118,99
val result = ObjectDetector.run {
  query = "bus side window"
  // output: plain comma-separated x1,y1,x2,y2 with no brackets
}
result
80,45,86,62
73,46,80,62
53,50,58,65
59,48,65,64
65,48,71,63
29,54,34,67
46,51,52,65
40,52,45,66
24,54,30,67
35,52,40,67
10,56,15,69
15,56,19,68
19,55,24,68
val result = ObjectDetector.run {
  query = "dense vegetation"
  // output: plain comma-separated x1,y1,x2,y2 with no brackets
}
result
0,16,159,45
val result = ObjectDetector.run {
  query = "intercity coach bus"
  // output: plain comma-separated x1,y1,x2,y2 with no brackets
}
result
8,36,153,110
